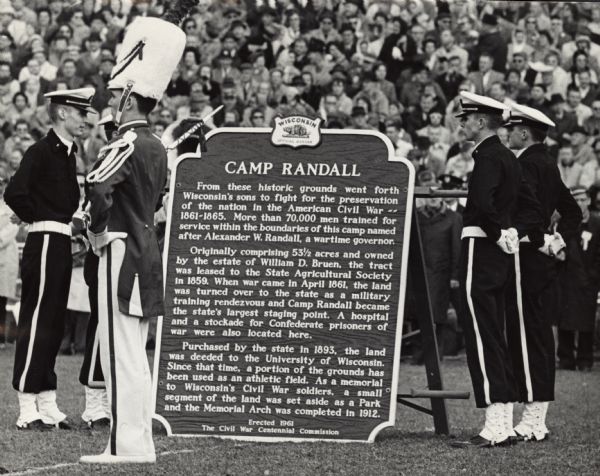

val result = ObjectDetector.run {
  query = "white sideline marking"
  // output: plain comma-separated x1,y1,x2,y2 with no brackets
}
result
8,449,201,474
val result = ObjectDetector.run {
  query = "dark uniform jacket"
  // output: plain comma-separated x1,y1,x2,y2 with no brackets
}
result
87,121,167,318
518,143,582,240
4,129,80,224
559,215,600,331
463,135,543,243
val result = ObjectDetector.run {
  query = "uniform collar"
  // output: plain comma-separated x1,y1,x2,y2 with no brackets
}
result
54,130,73,154
519,143,546,158
471,135,499,159
118,120,148,134
47,128,78,155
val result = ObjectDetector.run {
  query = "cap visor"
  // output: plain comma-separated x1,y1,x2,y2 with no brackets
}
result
76,106,98,114
454,111,469,118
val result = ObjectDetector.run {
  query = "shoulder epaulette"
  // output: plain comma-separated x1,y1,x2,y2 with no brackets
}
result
86,130,137,183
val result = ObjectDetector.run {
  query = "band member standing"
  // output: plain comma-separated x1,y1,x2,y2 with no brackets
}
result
451,92,542,448
504,104,582,442
4,88,96,430
80,1,192,464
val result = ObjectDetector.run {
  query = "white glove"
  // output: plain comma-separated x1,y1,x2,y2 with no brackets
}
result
539,232,566,261
506,228,519,253
497,228,519,255
87,229,127,257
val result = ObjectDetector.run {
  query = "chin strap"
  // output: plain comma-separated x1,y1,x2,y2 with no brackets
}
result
114,81,135,126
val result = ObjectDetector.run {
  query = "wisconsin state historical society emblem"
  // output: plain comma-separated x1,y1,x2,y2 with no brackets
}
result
271,115,323,149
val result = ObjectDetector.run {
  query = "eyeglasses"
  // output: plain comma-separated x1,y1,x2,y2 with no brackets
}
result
252,115,264,120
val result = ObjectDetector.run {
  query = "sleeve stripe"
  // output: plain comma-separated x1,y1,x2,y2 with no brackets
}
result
87,147,134,183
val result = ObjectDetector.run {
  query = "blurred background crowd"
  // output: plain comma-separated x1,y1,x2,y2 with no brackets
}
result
0,0,599,368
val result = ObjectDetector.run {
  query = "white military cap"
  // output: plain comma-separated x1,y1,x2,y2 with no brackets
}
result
44,87,96,113
455,91,508,118
504,103,556,131
528,61,554,73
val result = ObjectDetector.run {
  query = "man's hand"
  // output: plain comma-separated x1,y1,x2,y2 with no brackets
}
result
539,232,566,261
71,210,90,234
450,279,460,289
497,228,519,254
87,229,127,257
10,214,21,225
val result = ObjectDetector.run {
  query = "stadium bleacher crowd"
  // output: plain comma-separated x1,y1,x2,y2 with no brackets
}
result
0,0,599,367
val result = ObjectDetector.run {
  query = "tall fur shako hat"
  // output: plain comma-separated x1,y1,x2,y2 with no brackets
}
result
108,0,198,124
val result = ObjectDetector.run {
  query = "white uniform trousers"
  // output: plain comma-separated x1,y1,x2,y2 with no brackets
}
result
97,239,154,457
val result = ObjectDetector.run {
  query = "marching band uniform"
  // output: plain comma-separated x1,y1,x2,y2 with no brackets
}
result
5,88,95,430
503,104,582,441
79,7,187,464
452,92,543,448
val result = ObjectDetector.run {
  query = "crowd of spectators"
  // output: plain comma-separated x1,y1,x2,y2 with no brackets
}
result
0,0,597,196
1,1,600,356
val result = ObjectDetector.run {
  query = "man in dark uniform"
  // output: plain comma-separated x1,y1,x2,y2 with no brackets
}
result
557,187,600,371
4,88,95,430
504,104,582,442
451,92,543,448
79,1,192,464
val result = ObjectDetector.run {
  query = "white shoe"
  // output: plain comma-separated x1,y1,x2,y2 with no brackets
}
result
79,453,156,464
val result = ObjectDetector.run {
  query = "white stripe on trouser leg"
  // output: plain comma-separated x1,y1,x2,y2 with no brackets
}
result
466,238,491,405
88,329,104,388
514,252,533,402
19,234,50,392
97,240,154,457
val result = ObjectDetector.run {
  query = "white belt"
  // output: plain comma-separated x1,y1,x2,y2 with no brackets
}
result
29,221,71,236
461,226,487,239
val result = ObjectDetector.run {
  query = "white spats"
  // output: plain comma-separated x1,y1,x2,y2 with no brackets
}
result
479,402,509,443
16,392,42,426
37,390,66,425
504,402,517,437
81,387,110,423
514,401,550,440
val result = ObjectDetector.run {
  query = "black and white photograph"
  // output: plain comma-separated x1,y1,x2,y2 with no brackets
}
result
0,0,599,474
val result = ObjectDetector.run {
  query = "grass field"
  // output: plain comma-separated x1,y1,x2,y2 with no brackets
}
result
0,346,599,476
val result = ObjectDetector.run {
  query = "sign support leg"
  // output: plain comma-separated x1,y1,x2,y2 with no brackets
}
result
408,209,449,435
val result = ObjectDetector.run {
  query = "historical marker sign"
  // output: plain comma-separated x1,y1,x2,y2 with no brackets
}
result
153,124,415,442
